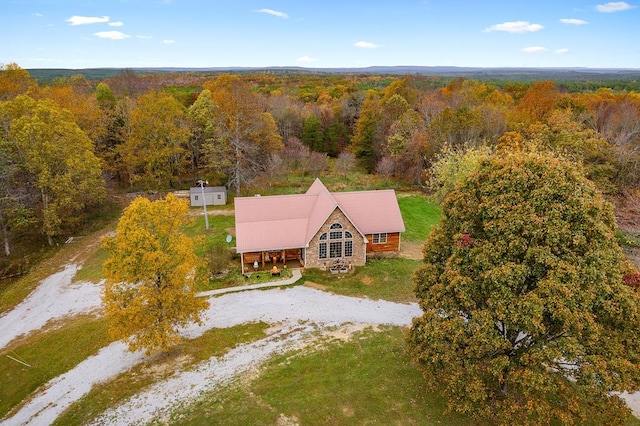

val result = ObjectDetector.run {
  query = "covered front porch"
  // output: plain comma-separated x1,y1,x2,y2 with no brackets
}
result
241,248,305,274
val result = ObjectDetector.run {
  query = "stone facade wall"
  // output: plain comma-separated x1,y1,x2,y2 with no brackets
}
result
304,207,367,269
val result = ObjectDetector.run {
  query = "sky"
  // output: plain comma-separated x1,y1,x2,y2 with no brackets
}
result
2,0,639,70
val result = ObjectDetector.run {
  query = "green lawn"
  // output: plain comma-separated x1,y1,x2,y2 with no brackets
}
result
183,213,236,254
398,194,441,243
302,257,419,303
168,326,477,426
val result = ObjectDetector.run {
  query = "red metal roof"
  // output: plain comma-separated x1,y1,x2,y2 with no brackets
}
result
234,179,405,253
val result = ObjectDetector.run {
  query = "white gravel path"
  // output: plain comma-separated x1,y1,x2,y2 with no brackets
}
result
90,323,320,426
1,281,421,425
0,264,103,349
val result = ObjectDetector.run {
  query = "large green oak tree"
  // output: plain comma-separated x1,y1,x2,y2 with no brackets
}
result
408,150,640,425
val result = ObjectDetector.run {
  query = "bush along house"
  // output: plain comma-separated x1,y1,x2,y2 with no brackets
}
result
234,179,405,272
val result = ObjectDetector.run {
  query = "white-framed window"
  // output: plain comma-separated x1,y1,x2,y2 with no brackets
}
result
194,195,199,200
372,233,387,244
345,240,353,257
217,194,222,199
329,241,342,258
319,232,328,259
329,223,342,240
319,224,353,259
319,242,327,259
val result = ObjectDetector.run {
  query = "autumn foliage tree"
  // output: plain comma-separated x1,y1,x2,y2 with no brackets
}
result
117,90,191,189
0,63,35,101
2,95,105,245
408,150,640,425
200,75,283,195
102,194,208,355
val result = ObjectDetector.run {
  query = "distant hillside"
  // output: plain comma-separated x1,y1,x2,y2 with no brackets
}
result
26,65,640,84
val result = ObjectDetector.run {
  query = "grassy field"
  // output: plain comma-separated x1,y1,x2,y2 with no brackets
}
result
53,322,268,426
0,315,112,419
168,326,478,426
6,178,636,425
165,326,640,426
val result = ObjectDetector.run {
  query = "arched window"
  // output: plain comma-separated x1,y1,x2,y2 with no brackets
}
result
329,223,343,240
319,224,353,260
319,233,328,259
345,231,353,257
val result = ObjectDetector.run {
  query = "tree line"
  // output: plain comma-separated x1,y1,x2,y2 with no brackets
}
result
1,63,639,262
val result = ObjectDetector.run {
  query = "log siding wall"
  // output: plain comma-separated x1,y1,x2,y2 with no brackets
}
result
365,232,401,253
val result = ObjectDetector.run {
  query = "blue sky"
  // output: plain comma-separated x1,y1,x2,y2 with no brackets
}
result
2,0,639,69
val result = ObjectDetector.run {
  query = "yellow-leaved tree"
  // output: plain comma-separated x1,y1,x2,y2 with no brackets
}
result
102,194,208,355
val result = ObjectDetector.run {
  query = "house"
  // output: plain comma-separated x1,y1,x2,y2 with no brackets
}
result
189,186,227,207
234,179,405,272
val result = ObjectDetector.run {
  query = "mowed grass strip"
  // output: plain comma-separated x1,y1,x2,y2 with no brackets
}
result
398,194,441,243
54,322,268,426
302,257,419,303
0,315,111,419
72,247,109,283
169,327,475,426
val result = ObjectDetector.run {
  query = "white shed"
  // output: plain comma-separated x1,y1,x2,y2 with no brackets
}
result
189,186,227,206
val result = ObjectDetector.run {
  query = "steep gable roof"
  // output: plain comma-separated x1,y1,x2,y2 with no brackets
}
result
333,190,405,234
304,178,338,242
234,194,316,252
234,179,404,253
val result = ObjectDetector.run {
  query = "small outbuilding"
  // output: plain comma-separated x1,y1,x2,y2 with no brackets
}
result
189,186,227,207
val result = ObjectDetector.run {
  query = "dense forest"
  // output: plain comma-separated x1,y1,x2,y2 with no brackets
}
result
1,62,639,277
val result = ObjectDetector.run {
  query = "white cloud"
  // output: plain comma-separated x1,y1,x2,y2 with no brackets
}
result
560,18,588,25
484,21,544,33
354,41,380,49
255,8,289,19
94,31,131,40
67,15,110,25
109,21,124,27
163,39,176,44
596,2,636,12
33,13,43,17
137,35,152,39
297,56,318,63
555,48,570,54
522,46,548,53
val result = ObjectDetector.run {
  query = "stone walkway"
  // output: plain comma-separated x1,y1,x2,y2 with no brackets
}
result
196,268,303,297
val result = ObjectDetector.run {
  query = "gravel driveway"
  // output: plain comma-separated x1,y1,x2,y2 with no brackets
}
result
0,266,420,425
